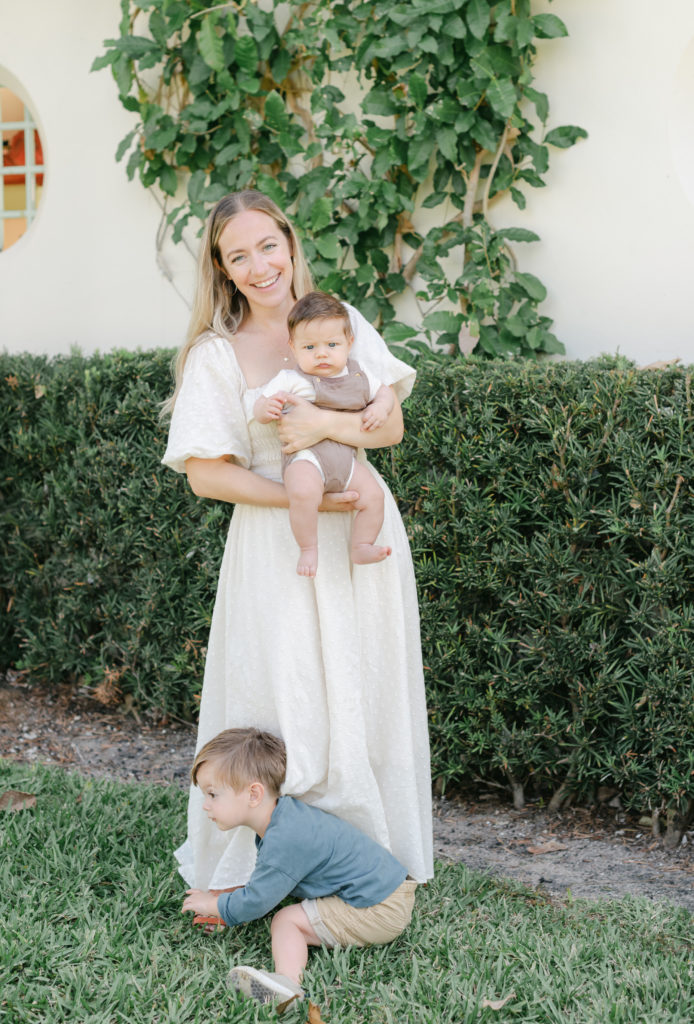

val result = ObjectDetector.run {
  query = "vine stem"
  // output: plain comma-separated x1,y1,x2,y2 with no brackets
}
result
188,2,244,20
482,119,511,219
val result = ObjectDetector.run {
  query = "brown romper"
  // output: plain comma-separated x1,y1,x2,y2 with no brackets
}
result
282,359,373,492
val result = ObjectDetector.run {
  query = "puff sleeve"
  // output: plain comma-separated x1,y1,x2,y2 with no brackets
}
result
162,335,251,475
346,305,416,404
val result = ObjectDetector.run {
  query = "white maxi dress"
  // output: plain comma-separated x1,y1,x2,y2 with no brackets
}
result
163,304,434,886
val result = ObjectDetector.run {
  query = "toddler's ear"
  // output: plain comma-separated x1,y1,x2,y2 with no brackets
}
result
248,781,265,806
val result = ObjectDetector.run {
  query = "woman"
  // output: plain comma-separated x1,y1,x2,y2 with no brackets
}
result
162,191,433,905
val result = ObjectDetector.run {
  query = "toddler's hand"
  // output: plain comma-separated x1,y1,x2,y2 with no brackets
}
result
182,889,221,918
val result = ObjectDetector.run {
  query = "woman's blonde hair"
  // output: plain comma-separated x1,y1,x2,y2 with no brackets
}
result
161,190,314,418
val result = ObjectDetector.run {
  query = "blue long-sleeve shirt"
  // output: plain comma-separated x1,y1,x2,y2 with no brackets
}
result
217,796,407,928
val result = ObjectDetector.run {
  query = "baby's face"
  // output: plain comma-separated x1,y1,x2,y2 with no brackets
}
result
290,317,353,377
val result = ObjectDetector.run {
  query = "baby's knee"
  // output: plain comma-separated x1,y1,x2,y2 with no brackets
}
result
363,476,384,511
285,463,324,502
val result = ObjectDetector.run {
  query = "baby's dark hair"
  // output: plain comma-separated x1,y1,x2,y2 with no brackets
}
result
287,291,353,340
191,728,286,796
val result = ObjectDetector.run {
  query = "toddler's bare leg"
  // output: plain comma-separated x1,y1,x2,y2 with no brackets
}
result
348,462,391,565
284,460,325,577
271,904,322,986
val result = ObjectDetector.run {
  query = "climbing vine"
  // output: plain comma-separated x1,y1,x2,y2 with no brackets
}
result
93,0,586,358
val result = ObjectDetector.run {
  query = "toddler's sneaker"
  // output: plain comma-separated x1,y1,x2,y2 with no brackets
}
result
228,966,304,1011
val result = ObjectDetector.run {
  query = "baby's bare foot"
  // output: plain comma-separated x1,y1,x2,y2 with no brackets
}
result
352,544,392,565
297,547,318,577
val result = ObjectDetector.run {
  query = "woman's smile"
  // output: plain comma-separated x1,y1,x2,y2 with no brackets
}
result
252,273,281,290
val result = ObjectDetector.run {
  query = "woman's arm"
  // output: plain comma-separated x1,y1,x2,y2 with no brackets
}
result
185,457,289,506
277,389,404,455
185,456,358,511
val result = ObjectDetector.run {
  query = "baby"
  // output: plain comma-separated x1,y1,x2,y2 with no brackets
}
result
253,291,394,577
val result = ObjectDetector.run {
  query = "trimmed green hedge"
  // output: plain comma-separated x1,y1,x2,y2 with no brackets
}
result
2,351,693,834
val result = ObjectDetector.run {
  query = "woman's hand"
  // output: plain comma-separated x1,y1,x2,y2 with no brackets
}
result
277,393,328,454
319,490,360,513
278,388,404,453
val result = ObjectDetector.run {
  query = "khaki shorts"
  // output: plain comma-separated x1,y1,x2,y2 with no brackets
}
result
302,879,417,948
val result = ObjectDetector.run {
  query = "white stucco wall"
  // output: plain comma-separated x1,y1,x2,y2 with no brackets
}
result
0,0,190,356
1,0,693,363
493,0,694,364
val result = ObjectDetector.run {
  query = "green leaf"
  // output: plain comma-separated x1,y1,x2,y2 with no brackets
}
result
540,330,564,353
91,52,116,72
523,85,549,123
422,191,448,209
503,315,528,338
466,0,491,40
383,322,419,343
408,134,434,175
515,272,547,301
271,48,291,83
159,164,178,196
310,197,333,233
255,174,285,207
436,127,458,164
523,138,549,173
355,263,376,285
115,129,137,163
112,35,159,59
113,52,133,96
471,118,499,152
494,227,540,243
510,187,526,210
408,73,428,110
363,88,400,117
429,95,465,123
264,91,289,132
314,233,340,260
149,9,169,48
423,310,463,332
486,77,517,119
278,131,303,158
532,13,569,39
447,14,467,40
237,74,261,95
188,170,206,204
472,46,520,80
545,125,589,149
235,36,259,75
372,146,394,179
197,17,225,72
372,36,410,60
454,110,475,133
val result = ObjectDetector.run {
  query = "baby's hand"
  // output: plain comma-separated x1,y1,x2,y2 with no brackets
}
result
254,391,289,423
361,402,389,431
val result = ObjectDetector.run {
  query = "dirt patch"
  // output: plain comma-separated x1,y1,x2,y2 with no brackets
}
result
1,674,692,913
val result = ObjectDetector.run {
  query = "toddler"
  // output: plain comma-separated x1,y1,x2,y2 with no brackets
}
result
182,728,417,1010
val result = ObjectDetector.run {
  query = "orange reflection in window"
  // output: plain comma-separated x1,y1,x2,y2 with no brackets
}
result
1,86,45,252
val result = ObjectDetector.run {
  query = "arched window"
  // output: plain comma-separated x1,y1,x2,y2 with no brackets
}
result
1,84,45,252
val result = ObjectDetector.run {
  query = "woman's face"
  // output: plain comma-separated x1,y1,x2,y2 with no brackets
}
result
217,209,294,314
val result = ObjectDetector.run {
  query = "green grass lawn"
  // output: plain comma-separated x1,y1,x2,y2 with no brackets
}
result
1,761,691,1024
